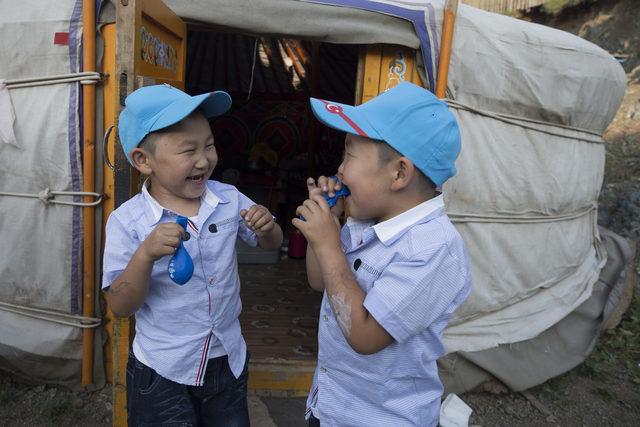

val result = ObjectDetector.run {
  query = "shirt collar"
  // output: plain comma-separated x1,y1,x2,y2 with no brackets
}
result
372,194,445,246
141,179,226,225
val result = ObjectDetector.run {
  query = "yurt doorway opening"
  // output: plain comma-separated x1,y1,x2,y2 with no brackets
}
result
184,28,359,363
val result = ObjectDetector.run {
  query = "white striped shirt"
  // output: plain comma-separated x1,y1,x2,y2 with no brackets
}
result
306,195,472,426
102,180,257,385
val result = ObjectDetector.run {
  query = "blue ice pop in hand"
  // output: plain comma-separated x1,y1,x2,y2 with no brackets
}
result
168,216,194,285
300,176,350,220
324,179,350,208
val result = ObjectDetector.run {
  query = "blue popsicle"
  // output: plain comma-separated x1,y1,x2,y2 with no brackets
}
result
168,216,194,285
299,176,350,220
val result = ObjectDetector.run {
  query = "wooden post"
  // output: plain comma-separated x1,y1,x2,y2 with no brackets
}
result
81,0,97,387
111,1,137,424
435,0,459,98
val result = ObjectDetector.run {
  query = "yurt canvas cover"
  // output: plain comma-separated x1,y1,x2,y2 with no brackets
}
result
0,0,104,385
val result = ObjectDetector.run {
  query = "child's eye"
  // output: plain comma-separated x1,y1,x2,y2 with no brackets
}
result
181,149,195,154
206,144,215,150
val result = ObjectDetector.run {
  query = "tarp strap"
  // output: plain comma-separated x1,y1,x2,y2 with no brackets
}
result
0,189,103,207
448,204,595,224
0,301,101,329
4,71,102,89
445,99,604,144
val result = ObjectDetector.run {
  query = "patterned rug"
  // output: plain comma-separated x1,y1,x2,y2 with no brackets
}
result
239,259,321,362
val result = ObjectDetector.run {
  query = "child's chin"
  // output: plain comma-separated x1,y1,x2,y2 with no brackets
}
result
348,207,375,222
345,200,361,218
183,186,205,199
186,177,206,189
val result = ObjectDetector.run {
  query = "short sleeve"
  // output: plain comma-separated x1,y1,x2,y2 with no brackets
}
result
363,244,469,343
236,191,259,247
102,214,139,289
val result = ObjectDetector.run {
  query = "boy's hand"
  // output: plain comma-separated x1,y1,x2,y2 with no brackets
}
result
139,223,186,262
241,205,275,237
307,176,344,217
293,193,341,254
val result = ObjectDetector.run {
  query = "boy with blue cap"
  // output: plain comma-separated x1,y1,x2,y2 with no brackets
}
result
102,84,282,426
293,82,472,426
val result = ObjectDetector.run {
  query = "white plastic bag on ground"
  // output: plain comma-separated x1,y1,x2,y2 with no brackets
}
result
440,393,473,427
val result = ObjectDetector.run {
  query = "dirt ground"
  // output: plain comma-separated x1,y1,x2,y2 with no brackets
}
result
0,0,639,426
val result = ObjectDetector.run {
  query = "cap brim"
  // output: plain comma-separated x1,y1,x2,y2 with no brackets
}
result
309,98,381,140
151,91,232,132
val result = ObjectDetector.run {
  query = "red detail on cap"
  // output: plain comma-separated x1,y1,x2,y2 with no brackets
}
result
325,103,343,114
320,100,368,137
54,32,69,45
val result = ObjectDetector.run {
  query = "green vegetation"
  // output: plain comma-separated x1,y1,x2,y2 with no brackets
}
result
605,137,640,184
0,380,11,406
0,373,96,426
592,386,618,403
581,291,640,385
40,393,82,424
542,0,591,14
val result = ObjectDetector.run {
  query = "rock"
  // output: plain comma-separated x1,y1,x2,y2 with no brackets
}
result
503,403,518,417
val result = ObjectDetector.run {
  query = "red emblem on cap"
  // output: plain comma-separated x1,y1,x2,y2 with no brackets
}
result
325,103,343,114
320,100,368,137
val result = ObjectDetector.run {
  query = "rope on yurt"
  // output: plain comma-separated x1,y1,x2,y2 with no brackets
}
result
0,189,103,207
447,204,596,223
445,98,604,144
4,72,102,89
0,301,101,329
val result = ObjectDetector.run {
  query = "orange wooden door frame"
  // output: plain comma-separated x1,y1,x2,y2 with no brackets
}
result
102,1,186,425
359,44,423,106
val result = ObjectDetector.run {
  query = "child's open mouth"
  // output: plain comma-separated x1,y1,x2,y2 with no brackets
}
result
187,174,205,183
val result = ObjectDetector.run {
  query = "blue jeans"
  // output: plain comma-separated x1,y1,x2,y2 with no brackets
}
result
126,352,250,426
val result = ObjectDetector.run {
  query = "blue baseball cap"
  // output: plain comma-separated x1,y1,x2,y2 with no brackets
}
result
310,82,461,187
118,84,232,165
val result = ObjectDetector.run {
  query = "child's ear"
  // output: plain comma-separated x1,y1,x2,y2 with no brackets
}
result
130,148,153,175
390,157,414,191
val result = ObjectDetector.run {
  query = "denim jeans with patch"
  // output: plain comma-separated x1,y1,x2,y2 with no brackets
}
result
126,352,250,426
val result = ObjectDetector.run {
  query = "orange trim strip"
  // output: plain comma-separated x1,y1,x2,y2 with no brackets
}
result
81,0,97,386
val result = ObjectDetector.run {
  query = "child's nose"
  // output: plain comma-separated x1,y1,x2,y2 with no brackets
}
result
195,153,209,169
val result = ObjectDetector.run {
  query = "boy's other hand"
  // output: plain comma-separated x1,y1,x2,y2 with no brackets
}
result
307,176,344,217
139,223,186,262
241,205,275,237
292,193,341,254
